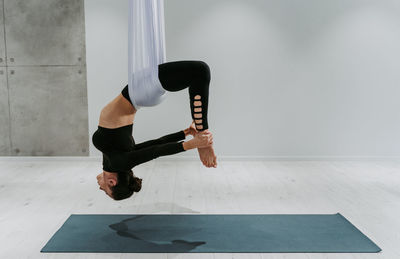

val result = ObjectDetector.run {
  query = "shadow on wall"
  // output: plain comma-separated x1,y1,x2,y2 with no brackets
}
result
169,0,400,48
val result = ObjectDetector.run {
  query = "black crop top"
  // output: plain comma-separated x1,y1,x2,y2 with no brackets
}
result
92,124,186,172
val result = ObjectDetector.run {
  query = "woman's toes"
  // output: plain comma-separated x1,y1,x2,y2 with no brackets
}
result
209,157,214,167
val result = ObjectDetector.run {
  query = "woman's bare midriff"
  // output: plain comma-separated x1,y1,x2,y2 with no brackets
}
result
99,94,137,129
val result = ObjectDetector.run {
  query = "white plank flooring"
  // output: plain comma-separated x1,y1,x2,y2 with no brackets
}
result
0,159,399,259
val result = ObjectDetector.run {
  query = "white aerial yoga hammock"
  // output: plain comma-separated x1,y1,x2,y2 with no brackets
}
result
128,0,167,110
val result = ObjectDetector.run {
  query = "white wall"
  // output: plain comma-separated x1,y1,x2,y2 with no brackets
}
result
85,0,400,158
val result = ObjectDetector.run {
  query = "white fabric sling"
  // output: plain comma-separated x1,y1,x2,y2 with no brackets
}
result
128,0,167,110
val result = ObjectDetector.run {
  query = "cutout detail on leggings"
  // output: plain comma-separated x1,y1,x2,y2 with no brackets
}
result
193,96,203,130
193,101,202,106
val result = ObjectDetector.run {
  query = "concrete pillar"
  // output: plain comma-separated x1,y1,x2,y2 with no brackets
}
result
0,0,88,156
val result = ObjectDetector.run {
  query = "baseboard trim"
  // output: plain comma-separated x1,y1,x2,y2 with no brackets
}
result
0,156,399,162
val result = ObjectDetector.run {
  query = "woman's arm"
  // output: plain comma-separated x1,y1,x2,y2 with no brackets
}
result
111,141,187,169
110,131,212,169
135,121,197,150
134,130,186,150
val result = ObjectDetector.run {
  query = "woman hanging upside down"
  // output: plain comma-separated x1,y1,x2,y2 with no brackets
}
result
92,60,217,200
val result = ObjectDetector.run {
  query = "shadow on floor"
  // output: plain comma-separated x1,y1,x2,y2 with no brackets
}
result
109,214,206,252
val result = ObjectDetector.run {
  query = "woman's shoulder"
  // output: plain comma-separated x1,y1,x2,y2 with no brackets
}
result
106,150,134,171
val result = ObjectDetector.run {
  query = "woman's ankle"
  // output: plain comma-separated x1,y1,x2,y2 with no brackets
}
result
197,128,209,133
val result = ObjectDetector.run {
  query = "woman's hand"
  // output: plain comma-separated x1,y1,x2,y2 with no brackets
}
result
193,130,213,148
188,121,198,136
184,121,198,137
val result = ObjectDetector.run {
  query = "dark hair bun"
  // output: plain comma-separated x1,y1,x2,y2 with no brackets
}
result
131,176,142,192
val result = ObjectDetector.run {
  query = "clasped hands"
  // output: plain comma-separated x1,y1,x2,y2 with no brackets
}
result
184,121,213,149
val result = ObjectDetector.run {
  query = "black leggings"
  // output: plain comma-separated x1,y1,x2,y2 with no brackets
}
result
158,60,211,131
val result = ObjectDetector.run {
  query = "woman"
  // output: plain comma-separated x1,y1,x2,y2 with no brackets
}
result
92,60,217,200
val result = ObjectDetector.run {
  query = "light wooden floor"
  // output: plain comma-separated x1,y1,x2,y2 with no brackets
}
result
0,159,399,259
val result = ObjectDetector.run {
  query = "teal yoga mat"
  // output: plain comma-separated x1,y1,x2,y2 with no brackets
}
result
41,213,381,253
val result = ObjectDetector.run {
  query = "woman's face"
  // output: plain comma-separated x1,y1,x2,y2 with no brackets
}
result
96,171,117,198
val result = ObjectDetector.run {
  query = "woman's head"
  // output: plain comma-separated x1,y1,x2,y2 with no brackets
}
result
96,170,142,200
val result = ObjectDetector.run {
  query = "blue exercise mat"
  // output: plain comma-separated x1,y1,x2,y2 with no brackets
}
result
41,213,381,253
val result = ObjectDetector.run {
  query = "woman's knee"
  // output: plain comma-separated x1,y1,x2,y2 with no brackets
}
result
195,61,211,82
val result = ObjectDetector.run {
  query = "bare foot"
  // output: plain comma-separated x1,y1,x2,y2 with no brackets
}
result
197,145,217,168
